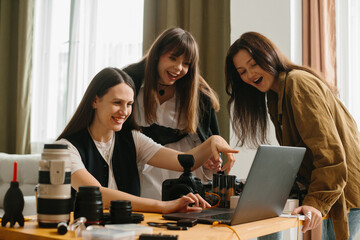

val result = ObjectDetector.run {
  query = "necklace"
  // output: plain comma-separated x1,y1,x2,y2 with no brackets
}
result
103,144,111,161
88,127,113,161
158,83,172,96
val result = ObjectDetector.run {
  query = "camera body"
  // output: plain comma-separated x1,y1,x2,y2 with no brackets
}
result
37,144,72,227
162,154,204,201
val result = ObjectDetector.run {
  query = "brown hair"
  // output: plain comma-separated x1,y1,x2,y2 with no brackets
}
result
225,31,337,147
57,68,139,140
143,27,219,133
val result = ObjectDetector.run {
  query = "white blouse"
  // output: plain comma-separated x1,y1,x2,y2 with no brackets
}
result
134,84,212,200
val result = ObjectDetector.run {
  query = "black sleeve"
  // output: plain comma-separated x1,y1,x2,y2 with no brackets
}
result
122,59,146,96
196,94,220,142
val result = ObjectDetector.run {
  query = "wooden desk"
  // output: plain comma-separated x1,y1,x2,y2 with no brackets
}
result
0,213,303,240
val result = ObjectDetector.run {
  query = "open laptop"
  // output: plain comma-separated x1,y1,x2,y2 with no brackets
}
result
163,145,306,225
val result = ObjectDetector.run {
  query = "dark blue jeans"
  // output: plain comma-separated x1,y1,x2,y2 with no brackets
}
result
322,208,360,240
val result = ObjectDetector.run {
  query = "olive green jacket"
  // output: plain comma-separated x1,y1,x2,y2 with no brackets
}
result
267,70,360,240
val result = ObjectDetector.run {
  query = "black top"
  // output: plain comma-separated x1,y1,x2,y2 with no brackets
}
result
123,60,220,143
65,128,140,196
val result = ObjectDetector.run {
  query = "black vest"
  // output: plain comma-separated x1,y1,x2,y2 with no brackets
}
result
65,128,140,196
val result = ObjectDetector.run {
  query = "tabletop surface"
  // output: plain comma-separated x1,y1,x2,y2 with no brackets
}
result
0,212,303,240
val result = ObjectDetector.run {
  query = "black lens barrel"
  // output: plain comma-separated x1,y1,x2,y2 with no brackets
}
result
74,186,103,226
110,200,132,224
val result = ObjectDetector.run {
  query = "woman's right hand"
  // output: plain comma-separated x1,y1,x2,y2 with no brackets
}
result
161,192,211,214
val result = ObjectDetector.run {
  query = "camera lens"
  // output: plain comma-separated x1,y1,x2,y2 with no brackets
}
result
74,186,103,226
226,175,236,208
110,200,132,224
219,174,227,208
37,144,72,228
212,174,220,195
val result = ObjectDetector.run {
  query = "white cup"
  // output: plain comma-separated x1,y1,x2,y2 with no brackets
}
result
230,196,240,209
283,199,299,213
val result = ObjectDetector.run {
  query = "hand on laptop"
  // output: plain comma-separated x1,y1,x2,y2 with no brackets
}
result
293,205,322,233
161,192,211,214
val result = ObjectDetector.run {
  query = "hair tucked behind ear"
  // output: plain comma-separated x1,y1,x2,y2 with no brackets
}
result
57,68,139,140
225,31,337,147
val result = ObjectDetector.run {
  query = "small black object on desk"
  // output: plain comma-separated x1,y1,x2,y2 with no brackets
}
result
139,233,178,240
147,221,188,230
57,222,68,235
1,161,25,227
177,218,197,227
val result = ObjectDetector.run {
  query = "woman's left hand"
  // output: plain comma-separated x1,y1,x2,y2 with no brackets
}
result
203,157,222,172
292,205,322,232
208,135,238,174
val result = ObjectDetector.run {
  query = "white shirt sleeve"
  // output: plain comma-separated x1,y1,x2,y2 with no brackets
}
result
132,130,163,172
55,138,85,174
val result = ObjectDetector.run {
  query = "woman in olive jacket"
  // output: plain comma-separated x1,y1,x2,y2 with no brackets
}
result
225,31,360,240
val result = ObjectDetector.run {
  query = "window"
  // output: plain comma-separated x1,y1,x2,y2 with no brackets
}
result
336,0,360,125
31,0,144,153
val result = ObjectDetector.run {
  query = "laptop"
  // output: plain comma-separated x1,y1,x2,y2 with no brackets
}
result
163,145,306,225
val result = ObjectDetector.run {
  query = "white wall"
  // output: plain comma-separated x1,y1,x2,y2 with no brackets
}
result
228,0,302,179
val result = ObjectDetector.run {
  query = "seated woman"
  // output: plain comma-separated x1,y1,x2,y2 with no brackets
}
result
56,67,237,213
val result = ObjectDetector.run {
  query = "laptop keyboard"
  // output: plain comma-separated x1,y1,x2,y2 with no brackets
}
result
210,213,233,220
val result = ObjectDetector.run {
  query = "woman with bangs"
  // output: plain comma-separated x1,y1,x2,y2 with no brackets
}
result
123,27,223,200
225,31,360,240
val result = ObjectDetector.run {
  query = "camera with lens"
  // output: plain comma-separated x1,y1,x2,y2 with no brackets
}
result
162,154,205,201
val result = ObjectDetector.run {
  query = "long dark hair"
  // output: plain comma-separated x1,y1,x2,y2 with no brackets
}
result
225,31,337,147
57,68,139,140
143,27,219,133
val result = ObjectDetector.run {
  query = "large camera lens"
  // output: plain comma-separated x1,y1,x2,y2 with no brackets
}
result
110,200,132,224
37,144,72,228
74,186,103,226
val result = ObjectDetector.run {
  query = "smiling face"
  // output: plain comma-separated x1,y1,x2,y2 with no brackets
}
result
91,83,134,139
157,51,190,85
233,49,278,93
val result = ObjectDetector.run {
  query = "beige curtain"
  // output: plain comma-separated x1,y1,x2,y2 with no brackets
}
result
143,0,231,141
302,0,337,86
0,0,34,154
302,2,336,237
